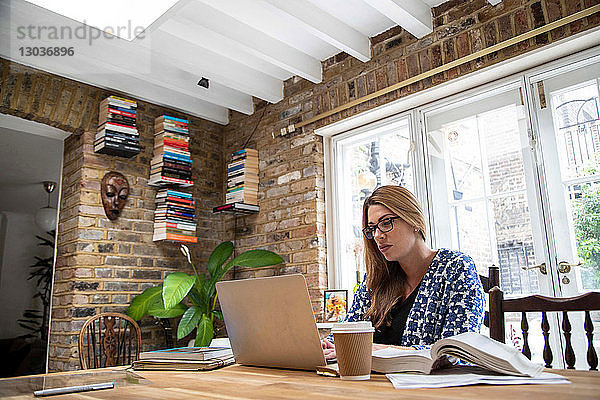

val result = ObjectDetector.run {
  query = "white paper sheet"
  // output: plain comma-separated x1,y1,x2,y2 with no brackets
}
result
385,370,570,389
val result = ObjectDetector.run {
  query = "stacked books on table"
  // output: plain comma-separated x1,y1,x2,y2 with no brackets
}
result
95,96,140,157
153,189,197,243
226,148,258,205
133,346,234,371
149,115,193,187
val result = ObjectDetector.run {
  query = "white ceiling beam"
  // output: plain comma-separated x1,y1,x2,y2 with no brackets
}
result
177,1,322,83
159,19,290,82
1,0,252,116
363,0,432,39
0,1,229,124
1,51,230,124
149,30,284,103
262,0,371,62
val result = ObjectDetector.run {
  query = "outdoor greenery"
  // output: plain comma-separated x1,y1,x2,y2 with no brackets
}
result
573,156,600,289
127,241,283,346
574,183,600,289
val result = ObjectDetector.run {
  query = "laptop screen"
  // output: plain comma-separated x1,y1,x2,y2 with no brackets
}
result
216,274,327,370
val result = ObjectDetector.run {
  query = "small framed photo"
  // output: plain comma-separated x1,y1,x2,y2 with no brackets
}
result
323,289,348,323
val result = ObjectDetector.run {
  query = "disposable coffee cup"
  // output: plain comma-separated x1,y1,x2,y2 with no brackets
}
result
331,321,374,380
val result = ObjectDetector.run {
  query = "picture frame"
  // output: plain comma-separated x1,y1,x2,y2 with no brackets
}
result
323,289,348,323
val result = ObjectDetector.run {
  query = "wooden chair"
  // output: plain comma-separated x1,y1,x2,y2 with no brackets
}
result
489,287,600,370
479,265,500,327
479,265,500,293
78,312,141,369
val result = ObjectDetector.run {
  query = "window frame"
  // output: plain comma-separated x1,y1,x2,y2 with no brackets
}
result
324,111,420,290
318,39,600,292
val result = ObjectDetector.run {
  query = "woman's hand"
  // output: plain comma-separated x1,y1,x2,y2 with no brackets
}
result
321,339,336,360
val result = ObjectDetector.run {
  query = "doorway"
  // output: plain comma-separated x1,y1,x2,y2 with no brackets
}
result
527,57,600,369
0,114,65,376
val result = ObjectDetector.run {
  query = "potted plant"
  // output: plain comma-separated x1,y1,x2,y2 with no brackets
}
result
126,241,283,346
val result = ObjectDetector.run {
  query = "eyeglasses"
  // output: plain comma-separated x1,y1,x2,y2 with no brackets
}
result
362,216,401,239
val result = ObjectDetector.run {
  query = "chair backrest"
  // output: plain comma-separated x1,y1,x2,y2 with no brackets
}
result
489,287,600,370
78,312,141,369
479,264,500,293
479,265,500,327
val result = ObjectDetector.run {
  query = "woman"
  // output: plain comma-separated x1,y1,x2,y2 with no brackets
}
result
322,185,484,359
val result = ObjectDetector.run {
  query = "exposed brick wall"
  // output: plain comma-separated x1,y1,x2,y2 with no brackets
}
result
221,0,599,316
0,0,598,373
0,59,224,371
222,101,328,316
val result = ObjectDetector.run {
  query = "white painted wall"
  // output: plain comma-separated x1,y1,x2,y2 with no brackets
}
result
0,211,51,339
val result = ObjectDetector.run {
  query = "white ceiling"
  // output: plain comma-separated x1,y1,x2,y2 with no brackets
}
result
0,0,498,125
0,115,64,214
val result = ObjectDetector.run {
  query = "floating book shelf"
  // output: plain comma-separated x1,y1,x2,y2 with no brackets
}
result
226,148,258,206
94,96,140,158
153,189,198,243
149,115,194,187
213,202,259,215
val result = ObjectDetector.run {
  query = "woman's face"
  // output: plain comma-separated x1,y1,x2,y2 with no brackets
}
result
367,204,417,263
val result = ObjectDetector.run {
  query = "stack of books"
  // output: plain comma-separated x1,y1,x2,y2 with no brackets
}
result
213,202,259,214
153,189,197,243
149,115,193,187
133,346,234,371
226,148,259,205
95,96,140,157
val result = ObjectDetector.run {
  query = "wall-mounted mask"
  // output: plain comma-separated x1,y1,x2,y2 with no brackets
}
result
101,171,129,220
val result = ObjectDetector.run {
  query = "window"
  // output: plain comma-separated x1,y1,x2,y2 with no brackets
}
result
324,45,600,369
330,115,414,293
548,80,600,290
326,50,600,301
423,87,540,295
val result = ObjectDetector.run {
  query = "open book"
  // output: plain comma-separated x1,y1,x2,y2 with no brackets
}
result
371,332,544,377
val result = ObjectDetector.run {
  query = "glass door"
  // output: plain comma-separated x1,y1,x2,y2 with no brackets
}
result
421,81,559,366
528,57,600,369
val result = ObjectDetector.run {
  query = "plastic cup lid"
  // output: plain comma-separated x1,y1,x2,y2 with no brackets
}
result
330,321,374,333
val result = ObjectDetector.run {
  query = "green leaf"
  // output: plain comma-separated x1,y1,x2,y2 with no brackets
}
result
189,275,209,311
208,241,234,277
213,310,223,320
177,306,203,340
195,314,214,347
148,296,187,318
163,272,195,309
222,249,283,277
188,285,205,308
127,286,162,321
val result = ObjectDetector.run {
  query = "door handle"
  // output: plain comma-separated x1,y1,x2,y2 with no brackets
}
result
521,262,547,275
558,261,582,274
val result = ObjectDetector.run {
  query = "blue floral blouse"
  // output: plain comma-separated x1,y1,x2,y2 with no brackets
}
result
338,248,484,347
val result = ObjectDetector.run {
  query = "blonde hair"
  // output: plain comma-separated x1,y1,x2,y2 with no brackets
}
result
362,185,427,329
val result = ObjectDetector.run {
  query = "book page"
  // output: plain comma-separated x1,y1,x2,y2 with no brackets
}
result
372,348,431,358
386,367,569,389
431,332,543,377
371,348,433,374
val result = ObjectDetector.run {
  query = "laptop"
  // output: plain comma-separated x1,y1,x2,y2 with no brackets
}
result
216,274,327,370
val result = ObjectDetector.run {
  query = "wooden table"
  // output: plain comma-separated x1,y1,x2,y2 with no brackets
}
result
1,365,598,399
